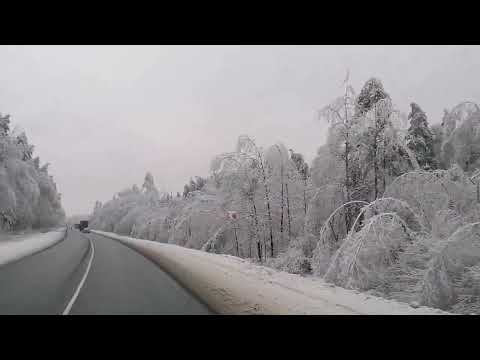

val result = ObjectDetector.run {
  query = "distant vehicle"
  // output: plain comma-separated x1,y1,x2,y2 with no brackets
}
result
79,220,89,232
74,224,80,229
81,228,91,233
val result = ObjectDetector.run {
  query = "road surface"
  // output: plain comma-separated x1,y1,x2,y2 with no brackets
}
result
0,229,212,315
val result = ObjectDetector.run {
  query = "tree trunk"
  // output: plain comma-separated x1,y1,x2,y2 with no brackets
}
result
344,138,351,230
263,233,267,260
265,186,274,258
477,182,479,203
280,167,284,245
383,137,387,194
373,104,379,200
303,178,307,216
329,220,338,243
250,197,262,261
286,182,291,240
373,139,378,200
249,236,252,258
258,152,274,258
234,224,239,257
344,85,351,230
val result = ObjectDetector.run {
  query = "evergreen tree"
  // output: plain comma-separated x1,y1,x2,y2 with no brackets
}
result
406,102,437,170
0,114,10,136
16,132,34,161
355,78,389,117
355,77,391,199
93,200,103,214
142,172,157,194
289,148,310,215
183,183,191,198
33,157,40,169
142,172,160,205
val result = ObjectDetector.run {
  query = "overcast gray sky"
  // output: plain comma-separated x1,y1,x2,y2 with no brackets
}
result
0,45,479,216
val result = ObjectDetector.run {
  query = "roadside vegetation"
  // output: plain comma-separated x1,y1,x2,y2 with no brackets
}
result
0,113,65,232
90,76,480,314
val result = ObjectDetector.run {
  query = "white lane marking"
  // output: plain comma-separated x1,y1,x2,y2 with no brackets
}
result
62,236,95,315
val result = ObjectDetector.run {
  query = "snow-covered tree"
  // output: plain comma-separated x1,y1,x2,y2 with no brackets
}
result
16,132,34,161
183,176,207,198
0,113,10,136
0,110,65,232
355,78,389,118
439,102,480,172
142,172,156,193
318,76,361,228
431,123,445,169
40,163,50,174
234,136,276,257
93,200,103,214
405,103,437,170
451,115,480,173
289,148,310,216
319,75,357,197
355,77,391,199
142,171,159,204
210,136,274,259
310,145,344,188
33,156,40,169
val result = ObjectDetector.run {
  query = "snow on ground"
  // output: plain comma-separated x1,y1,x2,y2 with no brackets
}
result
0,227,67,266
93,230,450,315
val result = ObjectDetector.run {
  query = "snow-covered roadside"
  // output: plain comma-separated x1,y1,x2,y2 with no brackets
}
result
93,230,450,315
0,227,67,267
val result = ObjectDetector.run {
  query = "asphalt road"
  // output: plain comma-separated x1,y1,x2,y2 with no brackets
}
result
0,229,212,315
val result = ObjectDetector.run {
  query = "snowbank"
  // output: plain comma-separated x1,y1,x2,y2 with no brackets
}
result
420,222,480,311
92,230,449,315
0,227,67,266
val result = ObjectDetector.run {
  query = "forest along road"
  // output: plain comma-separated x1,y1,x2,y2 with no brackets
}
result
0,230,212,315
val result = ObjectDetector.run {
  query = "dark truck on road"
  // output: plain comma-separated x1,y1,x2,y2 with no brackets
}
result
78,220,89,233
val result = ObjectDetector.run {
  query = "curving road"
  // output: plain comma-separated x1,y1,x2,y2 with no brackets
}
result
0,229,212,315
